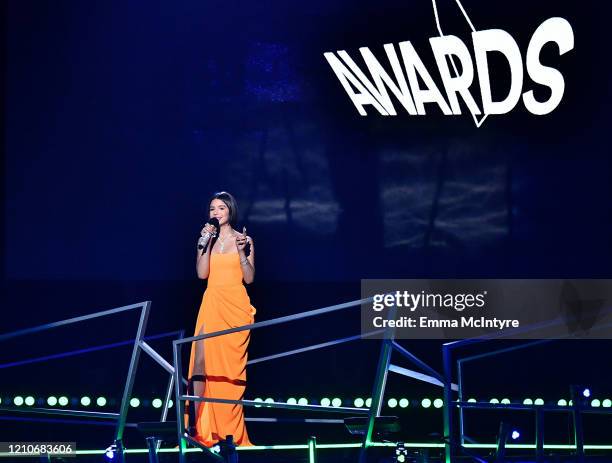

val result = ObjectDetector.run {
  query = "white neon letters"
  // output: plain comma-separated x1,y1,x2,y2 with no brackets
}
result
323,17,574,118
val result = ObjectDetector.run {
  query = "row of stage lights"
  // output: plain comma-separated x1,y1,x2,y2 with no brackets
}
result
3,395,611,409
2,396,171,409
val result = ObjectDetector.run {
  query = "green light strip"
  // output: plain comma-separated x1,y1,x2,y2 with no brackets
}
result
238,444,309,451
3,442,612,457
308,439,315,463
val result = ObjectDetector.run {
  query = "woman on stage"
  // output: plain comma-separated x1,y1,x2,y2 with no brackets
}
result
187,191,255,447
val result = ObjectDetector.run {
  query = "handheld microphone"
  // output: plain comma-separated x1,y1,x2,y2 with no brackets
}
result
198,217,220,253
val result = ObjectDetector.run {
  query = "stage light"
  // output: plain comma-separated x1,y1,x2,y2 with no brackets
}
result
320,397,331,407
558,399,568,406
81,396,91,406
395,442,408,462
534,398,544,406
365,398,372,408
591,399,601,408
490,398,499,404
388,398,398,408
354,398,365,408
583,388,591,398
399,398,409,408
603,399,612,408
264,398,274,406
501,398,511,405
168,400,173,408
152,398,163,409
286,397,297,405
25,396,35,406
58,396,69,406
254,398,263,408
13,396,24,406
496,422,517,459
47,396,57,406
332,398,342,408
298,398,308,406
523,398,533,405
467,398,477,403
97,397,107,407
421,398,432,408
103,444,117,462
433,399,443,409
130,398,140,408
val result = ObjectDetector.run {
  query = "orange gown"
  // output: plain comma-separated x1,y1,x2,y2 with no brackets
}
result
187,252,256,447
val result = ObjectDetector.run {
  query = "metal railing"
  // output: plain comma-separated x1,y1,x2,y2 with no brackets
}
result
442,320,612,463
0,301,182,463
172,298,457,463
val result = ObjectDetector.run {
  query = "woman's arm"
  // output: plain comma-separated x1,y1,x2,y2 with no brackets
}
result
236,233,255,284
196,224,216,279
196,245,212,279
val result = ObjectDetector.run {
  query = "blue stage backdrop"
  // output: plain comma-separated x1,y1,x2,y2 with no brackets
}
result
2,0,612,449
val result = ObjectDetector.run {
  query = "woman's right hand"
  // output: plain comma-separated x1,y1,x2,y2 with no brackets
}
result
201,223,217,236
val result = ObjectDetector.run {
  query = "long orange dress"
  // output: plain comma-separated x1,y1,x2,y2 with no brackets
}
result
187,252,256,447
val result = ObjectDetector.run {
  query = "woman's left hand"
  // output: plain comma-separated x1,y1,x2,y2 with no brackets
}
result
235,230,252,251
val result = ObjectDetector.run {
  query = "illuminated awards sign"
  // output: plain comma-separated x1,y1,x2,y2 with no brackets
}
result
324,4,574,127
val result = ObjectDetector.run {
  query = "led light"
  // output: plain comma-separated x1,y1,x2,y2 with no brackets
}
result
286,397,297,405
583,389,591,398
603,399,612,408
168,400,173,408
103,444,116,462
130,398,140,408
25,396,35,406
490,398,499,404
467,398,477,403
399,398,409,408
298,398,308,406
97,397,107,407
58,396,69,406
13,396,24,406
388,398,398,408
253,398,263,408
47,396,58,406
320,397,331,407
354,398,365,408
152,398,163,409
81,396,91,406
501,398,511,405
421,398,432,408
523,398,533,405
264,398,274,406
534,398,544,406
365,398,372,408
331,398,342,408
433,399,443,409
591,399,601,408
558,399,568,406
511,430,520,440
